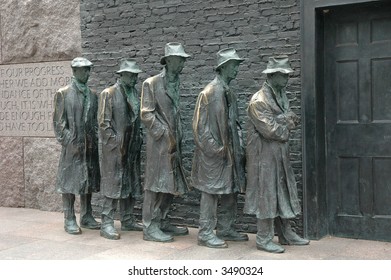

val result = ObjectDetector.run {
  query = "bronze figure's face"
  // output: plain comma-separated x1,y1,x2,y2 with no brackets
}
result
270,72,289,89
224,60,240,81
165,56,186,74
73,66,91,84
121,72,138,87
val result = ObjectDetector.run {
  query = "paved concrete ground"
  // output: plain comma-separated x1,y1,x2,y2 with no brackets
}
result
2,207,391,280
0,206,390,260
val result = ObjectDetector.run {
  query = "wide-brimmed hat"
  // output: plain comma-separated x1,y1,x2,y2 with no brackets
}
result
160,42,191,65
262,56,293,74
71,57,93,68
216,48,244,70
116,59,142,74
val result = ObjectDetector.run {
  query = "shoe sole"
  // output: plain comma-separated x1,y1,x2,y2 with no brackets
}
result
143,235,174,243
217,236,249,242
100,231,120,240
162,230,189,236
121,227,143,232
81,224,101,230
256,245,285,253
198,240,228,249
280,241,310,246
65,229,82,235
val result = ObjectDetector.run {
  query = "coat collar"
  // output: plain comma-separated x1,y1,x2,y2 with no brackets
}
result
160,68,180,108
116,80,140,117
72,77,89,95
264,81,288,112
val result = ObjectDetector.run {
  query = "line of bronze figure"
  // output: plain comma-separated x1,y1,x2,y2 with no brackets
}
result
53,42,309,253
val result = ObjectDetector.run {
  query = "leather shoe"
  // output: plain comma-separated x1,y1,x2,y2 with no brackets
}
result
257,241,285,253
100,225,120,240
143,228,174,242
279,232,310,246
161,224,189,236
198,236,228,249
217,229,249,241
80,215,101,230
64,219,81,235
121,221,143,231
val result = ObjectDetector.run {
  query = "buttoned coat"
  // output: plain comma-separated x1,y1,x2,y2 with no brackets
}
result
98,81,142,199
244,82,301,219
140,70,188,195
53,78,100,194
191,76,245,194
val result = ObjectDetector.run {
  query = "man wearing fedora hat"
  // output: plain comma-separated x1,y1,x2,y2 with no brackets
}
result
140,42,191,242
244,56,309,253
98,59,144,239
192,48,248,248
53,57,101,235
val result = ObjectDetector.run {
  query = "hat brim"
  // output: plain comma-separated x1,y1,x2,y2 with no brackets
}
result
216,58,244,70
116,69,143,74
71,64,93,68
262,68,293,74
160,54,191,65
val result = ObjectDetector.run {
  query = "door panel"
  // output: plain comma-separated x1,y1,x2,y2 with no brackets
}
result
324,2,391,241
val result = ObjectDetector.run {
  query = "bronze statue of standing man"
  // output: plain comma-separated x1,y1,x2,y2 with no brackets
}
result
192,48,248,248
98,59,144,240
244,56,309,253
53,57,101,235
140,42,191,242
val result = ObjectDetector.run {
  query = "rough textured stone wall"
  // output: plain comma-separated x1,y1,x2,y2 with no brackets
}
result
80,0,302,234
0,0,82,210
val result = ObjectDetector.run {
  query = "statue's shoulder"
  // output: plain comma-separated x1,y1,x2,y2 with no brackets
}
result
143,73,162,87
201,78,225,102
101,85,117,96
57,84,72,94
55,84,73,99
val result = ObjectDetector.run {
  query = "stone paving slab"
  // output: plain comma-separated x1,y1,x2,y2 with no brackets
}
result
0,207,391,261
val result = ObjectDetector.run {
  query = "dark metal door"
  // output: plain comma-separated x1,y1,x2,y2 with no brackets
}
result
324,2,391,241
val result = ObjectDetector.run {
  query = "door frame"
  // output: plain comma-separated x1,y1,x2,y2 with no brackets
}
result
300,0,384,239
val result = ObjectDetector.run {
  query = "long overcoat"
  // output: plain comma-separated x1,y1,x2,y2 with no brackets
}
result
244,82,300,219
191,76,245,194
140,70,188,195
98,81,142,199
53,78,100,194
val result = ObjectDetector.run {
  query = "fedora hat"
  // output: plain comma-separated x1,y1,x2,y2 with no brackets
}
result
216,48,244,70
116,59,142,74
71,57,93,68
262,56,293,74
160,42,191,65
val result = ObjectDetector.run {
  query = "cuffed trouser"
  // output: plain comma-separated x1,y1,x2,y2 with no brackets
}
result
62,193,76,221
256,218,274,246
80,193,93,220
256,217,296,245
199,192,236,240
101,196,136,228
142,190,173,229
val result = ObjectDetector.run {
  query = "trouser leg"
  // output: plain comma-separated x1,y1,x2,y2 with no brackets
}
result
62,193,81,234
198,192,218,241
100,197,120,240
275,217,310,246
142,190,161,229
120,196,142,231
256,218,284,253
142,190,173,242
217,193,237,234
216,193,248,241
120,196,134,223
197,192,227,248
256,218,274,246
80,193,100,229
160,193,189,236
